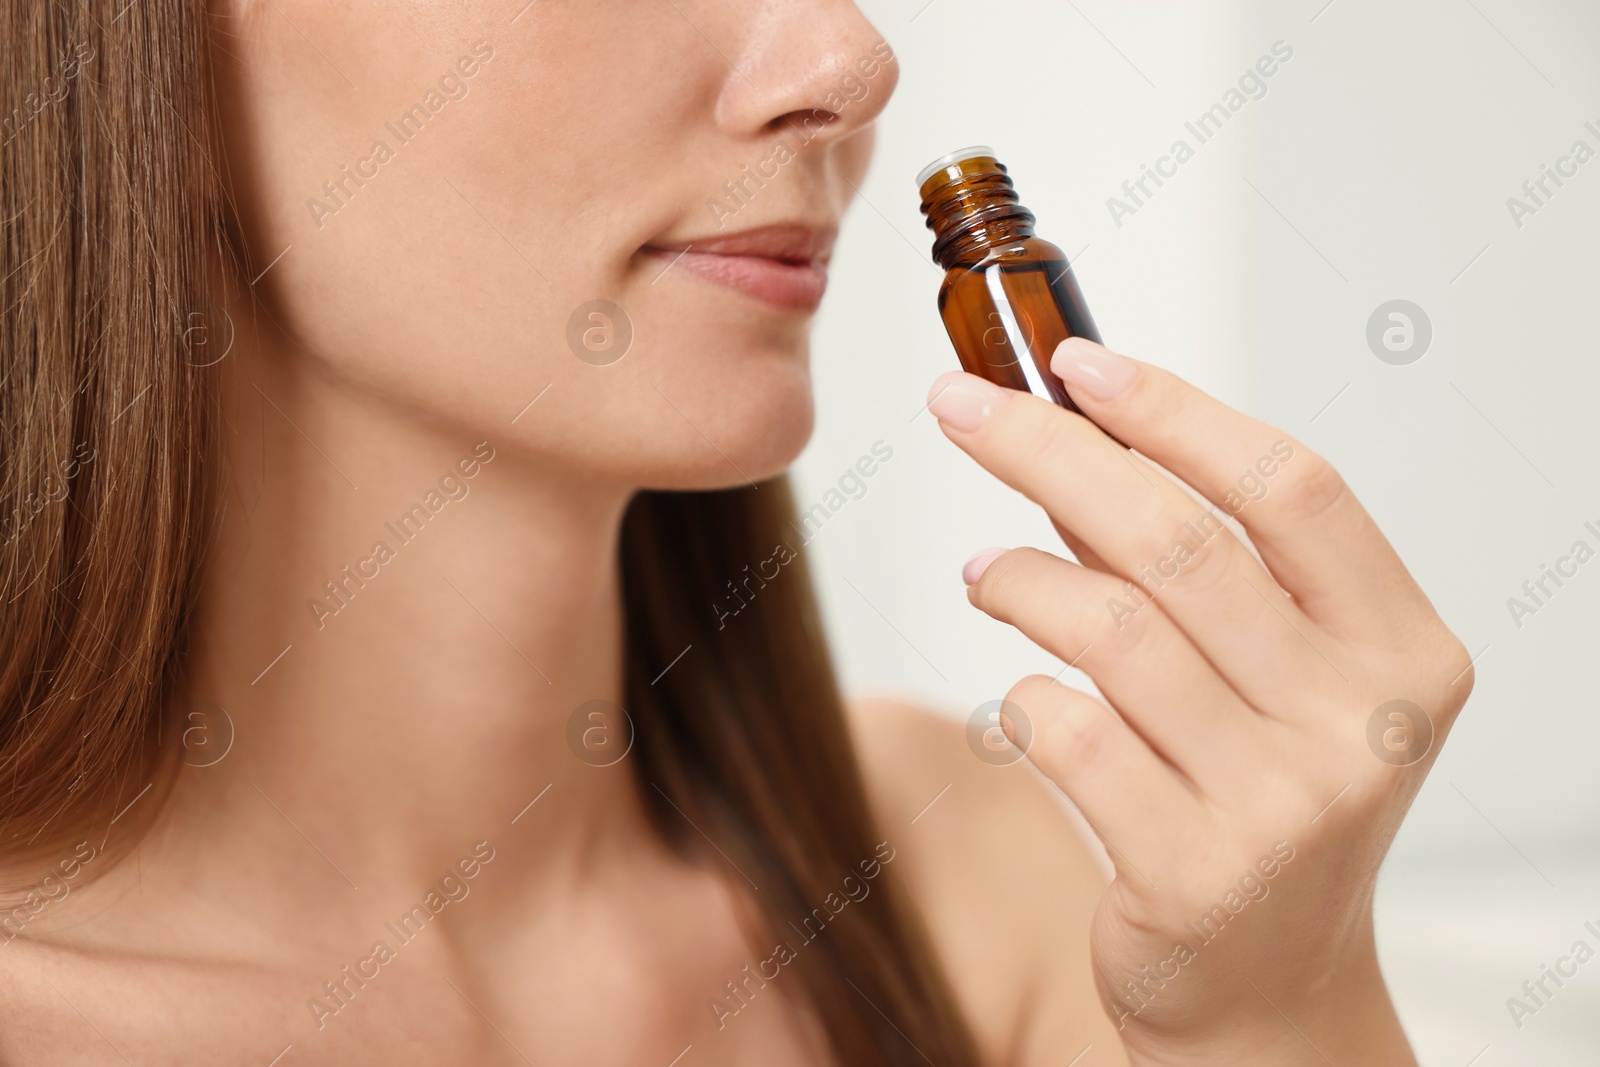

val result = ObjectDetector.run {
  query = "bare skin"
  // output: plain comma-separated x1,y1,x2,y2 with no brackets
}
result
0,692,1117,1065
1,0,1470,1063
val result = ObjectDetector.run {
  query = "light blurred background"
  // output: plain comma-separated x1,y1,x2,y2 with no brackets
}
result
790,1,1600,1062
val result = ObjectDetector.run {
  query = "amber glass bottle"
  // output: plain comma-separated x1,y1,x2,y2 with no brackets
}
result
917,147,1101,419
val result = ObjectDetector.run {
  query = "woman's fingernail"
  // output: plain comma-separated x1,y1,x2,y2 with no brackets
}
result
927,371,1010,432
1050,337,1138,401
962,547,1007,586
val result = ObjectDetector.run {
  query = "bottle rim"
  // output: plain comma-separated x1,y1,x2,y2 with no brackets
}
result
915,145,998,189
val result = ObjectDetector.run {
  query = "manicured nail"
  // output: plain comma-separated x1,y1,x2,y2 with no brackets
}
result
962,547,1007,586
1050,337,1138,401
927,371,1010,432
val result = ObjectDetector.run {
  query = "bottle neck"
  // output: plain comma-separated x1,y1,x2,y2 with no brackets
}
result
918,157,1036,270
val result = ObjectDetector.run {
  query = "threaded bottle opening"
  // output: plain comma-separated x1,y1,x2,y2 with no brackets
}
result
916,148,1035,269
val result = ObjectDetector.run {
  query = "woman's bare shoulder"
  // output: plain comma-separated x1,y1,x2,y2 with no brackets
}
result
0,935,146,1064
845,695,1128,1067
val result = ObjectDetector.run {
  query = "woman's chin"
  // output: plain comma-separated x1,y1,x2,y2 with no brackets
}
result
642,394,815,491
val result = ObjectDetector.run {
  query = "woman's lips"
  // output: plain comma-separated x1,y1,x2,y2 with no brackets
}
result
642,224,836,311
646,248,828,310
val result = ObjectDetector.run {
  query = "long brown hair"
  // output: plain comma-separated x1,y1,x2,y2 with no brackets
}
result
1,3,981,1063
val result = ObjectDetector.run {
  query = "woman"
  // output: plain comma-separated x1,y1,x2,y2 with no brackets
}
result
0,1,1470,1063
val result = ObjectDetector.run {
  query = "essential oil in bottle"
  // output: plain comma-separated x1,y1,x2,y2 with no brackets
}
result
916,147,1102,420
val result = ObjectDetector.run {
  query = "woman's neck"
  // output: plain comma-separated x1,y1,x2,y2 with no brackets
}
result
161,314,653,917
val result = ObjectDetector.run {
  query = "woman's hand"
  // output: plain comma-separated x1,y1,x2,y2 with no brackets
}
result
927,338,1472,1066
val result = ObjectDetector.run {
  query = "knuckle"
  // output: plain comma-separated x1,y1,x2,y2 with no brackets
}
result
1270,448,1349,524
1444,636,1475,702
1089,575,1164,658
1424,628,1475,716
1128,505,1239,601
1008,677,1111,779
1372,622,1476,732
1173,525,1238,597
